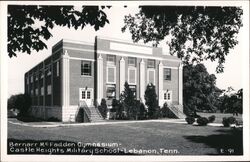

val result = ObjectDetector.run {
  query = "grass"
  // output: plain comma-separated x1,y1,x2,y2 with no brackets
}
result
8,120,243,155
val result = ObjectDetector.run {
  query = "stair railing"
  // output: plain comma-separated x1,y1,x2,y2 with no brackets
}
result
79,100,91,122
168,103,186,119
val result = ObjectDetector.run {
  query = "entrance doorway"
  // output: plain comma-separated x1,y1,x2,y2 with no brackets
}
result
79,88,93,106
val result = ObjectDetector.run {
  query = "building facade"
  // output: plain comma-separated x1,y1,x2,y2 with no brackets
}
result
24,36,183,122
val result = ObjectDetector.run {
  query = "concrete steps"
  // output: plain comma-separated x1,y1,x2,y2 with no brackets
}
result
87,106,105,123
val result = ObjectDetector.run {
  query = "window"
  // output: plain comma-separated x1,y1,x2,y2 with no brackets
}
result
106,84,116,99
107,55,116,64
128,57,136,67
26,77,29,84
147,59,155,68
81,90,86,99
56,61,60,77
128,68,136,85
164,68,171,80
47,85,51,95
81,61,92,76
30,76,33,83
107,67,116,84
87,91,91,99
148,69,155,85
129,85,137,98
35,75,38,81
35,88,38,96
41,87,44,96
30,89,33,95
40,72,44,79
47,67,51,76
80,89,93,101
164,90,172,101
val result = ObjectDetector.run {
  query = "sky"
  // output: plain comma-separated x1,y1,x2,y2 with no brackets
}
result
7,5,245,97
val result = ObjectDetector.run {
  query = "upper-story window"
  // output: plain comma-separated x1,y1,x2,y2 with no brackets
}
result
107,55,116,64
46,66,51,76
81,61,92,76
147,59,155,68
40,72,44,79
128,68,136,85
128,57,136,67
47,85,52,95
56,61,60,77
107,66,116,84
164,68,171,81
40,86,44,96
30,76,33,83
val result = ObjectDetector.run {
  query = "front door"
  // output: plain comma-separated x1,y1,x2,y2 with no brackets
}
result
79,88,93,106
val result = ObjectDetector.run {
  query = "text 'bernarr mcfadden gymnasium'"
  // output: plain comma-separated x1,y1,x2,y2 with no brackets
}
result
24,36,183,122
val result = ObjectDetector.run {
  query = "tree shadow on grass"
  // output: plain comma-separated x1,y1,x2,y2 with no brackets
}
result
183,128,243,155
8,138,134,155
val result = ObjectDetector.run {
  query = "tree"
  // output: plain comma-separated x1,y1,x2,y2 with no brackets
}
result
219,88,243,114
98,98,107,119
122,6,243,73
120,81,137,119
138,102,147,120
8,5,110,57
7,93,31,117
183,64,222,115
144,83,159,119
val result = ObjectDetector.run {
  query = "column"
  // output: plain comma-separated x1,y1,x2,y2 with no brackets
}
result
61,50,70,121
178,63,183,106
139,59,145,103
97,54,103,104
158,61,164,107
119,57,125,94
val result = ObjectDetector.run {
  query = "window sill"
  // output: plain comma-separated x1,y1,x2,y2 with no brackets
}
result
81,75,93,78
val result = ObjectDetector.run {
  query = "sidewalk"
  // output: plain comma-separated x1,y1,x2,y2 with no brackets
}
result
8,118,224,128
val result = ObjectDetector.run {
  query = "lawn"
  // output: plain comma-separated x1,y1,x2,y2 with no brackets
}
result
8,120,243,155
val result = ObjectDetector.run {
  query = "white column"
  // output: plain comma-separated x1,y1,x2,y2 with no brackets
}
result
119,57,125,94
97,54,103,104
140,59,145,103
178,63,183,106
158,61,164,107
61,50,70,122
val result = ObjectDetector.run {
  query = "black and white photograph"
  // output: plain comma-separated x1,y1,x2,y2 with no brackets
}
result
0,1,249,162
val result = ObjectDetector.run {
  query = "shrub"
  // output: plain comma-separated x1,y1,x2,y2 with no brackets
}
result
197,117,209,126
208,115,216,123
222,116,237,127
47,117,60,122
160,103,169,118
8,93,31,117
185,116,195,124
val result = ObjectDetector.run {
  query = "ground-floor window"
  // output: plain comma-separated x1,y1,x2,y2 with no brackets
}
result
129,85,137,98
106,84,116,99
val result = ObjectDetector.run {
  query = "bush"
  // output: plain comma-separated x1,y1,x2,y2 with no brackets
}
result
17,116,42,122
47,117,60,122
222,116,237,127
8,93,31,117
197,117,209,126
208,115,216,123
185,116,195,124
160,103,169,118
